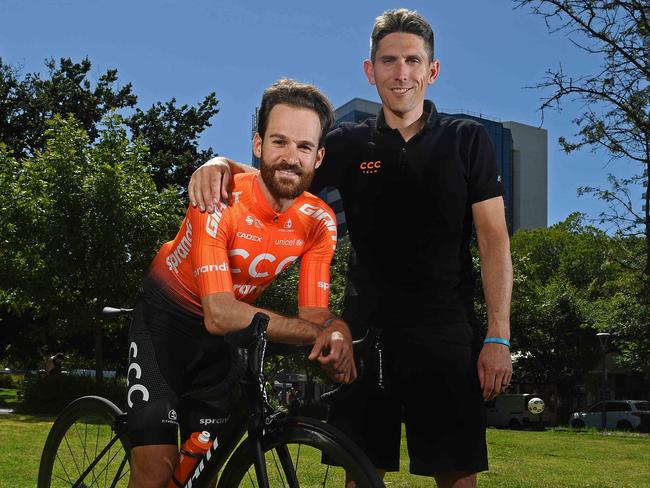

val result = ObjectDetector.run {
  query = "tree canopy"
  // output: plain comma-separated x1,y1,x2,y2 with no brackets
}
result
0,56,219,195
503,214,649,418
0,56,221,370
0,115,183,370
516,0,650,275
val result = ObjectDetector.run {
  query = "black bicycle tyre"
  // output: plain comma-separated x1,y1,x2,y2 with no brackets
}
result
217,416,384,488
37,395,131,488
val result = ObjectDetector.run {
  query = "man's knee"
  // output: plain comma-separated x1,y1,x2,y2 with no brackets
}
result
433,471,477,488
129,444,178,488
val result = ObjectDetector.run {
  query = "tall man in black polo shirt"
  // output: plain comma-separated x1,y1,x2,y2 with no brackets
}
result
188,9,512,488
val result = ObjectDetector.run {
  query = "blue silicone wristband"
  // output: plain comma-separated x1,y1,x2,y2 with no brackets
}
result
484,337,511,347
322,318,336,329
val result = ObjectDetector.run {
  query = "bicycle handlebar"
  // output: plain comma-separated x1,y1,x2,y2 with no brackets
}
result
101,306,133,318
320,327,380,404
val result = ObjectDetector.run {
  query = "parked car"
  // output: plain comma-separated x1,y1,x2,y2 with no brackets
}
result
569,400,650,431
486,393,546,430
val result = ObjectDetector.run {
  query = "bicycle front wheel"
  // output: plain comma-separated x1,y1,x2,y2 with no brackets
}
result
38,395,131,488
217,416,383,488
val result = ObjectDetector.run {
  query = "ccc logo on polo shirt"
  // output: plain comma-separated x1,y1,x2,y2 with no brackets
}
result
359,161,382,175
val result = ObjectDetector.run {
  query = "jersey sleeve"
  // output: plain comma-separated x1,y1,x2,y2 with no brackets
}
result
187,203,234,296
468,125,504,204
297,209,338,308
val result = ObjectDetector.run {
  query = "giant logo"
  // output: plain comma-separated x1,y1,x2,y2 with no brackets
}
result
205,202,227,238
298,204,337,240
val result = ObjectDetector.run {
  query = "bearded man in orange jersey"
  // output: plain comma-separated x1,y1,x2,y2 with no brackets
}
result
127,79,356,488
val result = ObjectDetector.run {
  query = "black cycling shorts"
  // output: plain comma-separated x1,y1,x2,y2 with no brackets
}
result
126,282,234,447
327,300,488,475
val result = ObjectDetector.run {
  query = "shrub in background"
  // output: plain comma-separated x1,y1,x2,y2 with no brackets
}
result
17,373,127,415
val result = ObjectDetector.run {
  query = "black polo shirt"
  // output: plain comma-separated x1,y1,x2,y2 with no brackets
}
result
311,100,503,329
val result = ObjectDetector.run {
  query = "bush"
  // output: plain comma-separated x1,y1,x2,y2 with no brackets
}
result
16,373,127,415
0,373,21,388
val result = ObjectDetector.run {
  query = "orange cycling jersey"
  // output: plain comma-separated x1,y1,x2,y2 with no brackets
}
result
149,173,338,316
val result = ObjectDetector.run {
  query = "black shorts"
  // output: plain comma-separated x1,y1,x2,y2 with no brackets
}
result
126,283,234,447
327,318,488,475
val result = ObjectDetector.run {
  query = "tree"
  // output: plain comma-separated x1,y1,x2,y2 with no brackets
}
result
0,56,221,370
126,95,219,195
515,0,650,275
504,214,650,418
0,114,183,375
504,216,605,418
0,57,137,157
0,57,220,196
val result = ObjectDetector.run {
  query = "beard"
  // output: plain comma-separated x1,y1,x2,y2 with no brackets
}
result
260,159,315,200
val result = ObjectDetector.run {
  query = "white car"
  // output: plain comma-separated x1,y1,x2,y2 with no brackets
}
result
569,400,650,431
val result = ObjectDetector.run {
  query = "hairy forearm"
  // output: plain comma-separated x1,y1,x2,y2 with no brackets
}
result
205,156,257,174
202,294,319,344
478,237,513,339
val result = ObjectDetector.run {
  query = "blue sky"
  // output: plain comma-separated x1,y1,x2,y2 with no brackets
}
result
1,0,638,227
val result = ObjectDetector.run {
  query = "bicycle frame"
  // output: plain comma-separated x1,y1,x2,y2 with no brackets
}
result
175,312,278,488
85,308,380,488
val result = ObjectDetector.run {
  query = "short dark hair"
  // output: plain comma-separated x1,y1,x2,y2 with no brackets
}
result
257,79,334,147
370,8,434,62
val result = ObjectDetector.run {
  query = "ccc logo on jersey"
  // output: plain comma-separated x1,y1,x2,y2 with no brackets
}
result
359,161,382,175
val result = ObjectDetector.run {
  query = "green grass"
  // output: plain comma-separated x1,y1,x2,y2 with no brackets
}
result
387,428,650,488
0,414,55,487
1,415,649,487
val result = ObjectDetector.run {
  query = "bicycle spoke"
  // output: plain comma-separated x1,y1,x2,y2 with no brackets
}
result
234,442,360,487
48,422,129,485
275,444,299,488
109,455,130,488
270,448,287,488
294,444,301,473
245,467,257,487
320,464,330,488
66,418,97,486
61,433,83,479
81,444,125,487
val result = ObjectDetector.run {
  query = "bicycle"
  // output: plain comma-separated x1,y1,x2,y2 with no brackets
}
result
37,309,384,488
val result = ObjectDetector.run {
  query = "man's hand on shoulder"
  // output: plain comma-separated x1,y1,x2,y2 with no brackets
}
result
189,157,259,213
308,319,357,384
189,157,233,213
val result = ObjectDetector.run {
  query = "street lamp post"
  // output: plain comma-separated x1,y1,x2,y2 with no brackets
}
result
596,332,611,430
